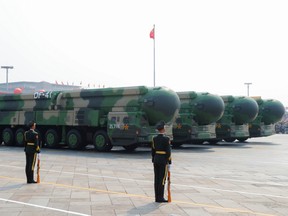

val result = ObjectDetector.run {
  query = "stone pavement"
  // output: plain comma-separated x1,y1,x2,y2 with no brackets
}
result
0,134,288,215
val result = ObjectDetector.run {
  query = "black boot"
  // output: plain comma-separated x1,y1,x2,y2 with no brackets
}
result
156,198,168,203
27,171,36,183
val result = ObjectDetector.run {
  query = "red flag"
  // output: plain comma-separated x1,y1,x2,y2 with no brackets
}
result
150,28,154,39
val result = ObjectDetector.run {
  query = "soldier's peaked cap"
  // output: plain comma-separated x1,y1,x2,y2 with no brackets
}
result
27,120,35,128
156,120,165,130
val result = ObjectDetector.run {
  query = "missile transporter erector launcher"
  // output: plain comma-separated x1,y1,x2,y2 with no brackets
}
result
0,86,180,151
216,95,259,142
249,98,285,137
172,91,225,146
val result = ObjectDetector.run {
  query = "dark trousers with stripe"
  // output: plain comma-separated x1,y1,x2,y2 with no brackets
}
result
25,152,36,182
154,163,167,201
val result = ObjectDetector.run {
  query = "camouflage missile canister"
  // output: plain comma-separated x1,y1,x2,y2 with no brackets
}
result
172,91,225,145
249,98,285,137
216,95,259,142
0,86,180,151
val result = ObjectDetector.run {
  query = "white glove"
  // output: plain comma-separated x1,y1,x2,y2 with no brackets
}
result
168,164,171,171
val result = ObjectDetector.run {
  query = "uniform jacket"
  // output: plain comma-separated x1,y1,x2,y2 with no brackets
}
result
152,134,172,165
24,129,40,154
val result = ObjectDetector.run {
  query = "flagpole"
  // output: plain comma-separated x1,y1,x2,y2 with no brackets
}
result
153,24,155,87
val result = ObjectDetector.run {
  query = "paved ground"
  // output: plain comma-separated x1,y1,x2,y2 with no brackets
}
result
0,134,288,216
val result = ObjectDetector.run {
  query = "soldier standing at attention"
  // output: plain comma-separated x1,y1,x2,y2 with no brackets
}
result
24,121,40,183
151,121,172,203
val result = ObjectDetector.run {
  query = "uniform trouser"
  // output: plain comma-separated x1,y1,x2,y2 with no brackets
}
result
25,152,37,182
154,163,168,201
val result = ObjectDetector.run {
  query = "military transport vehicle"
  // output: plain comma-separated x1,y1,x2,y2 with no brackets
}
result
172,91,225,146
0,86,180,151
249,97,285,137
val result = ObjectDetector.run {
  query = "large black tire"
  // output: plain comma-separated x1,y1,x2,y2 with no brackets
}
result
15,128,25,147
208,139,222,145
2,128,14,146
172,143,183,148
237,137,248,142
123,144,138,151
66,129,83,150
224,138,236,142
191,140,204,144
93,130,112,152
45,129,59,148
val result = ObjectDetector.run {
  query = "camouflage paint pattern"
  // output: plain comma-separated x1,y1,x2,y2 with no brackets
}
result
216,95,259,142
172,91,225,145
249,97,285,137
0,86,180,151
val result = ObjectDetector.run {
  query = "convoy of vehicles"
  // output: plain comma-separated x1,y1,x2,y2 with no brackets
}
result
0,84,285,150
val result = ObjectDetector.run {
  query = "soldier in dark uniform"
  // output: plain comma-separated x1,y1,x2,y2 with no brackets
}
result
24,121,40,184
151,120,172,203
